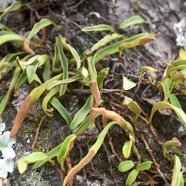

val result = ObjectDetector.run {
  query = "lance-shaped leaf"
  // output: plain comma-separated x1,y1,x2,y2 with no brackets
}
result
118,33,155,56
81,24,114,32
136,161,152,171
171,59,186,67
169,94,182,109
75,115,91,135
122,139,133,159
47,74,82,90
61,37,81,70
119,15,146,29
63,121,118,186
0,52,25,79
26,63,38,84
17,152,48,174
159,78,172,102
0,23,14,32
88,55,97,81
55,36,69,96
50,97,72,125
171,155,184,186
88,33,154,64
0,67,21,115
126,169,139,186
97,67,109,92
43,59,51,81
88,33,124,54
118,160,134,172
149,102,186,128
162,137,181,159
57,134,76,172
70,96,93,130
122,76,136,93
166,65,186,77
0,1,22,17
24,18,59,54
123,96,141,122
0,31,24,46
33,143,62,169
14,71,27,91
10,74,62,138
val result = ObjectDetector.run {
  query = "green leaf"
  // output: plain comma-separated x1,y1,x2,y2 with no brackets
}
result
47,74,82,90
171,155,184,186
118,160,134,172
163,137,181,159
136,161,152,171
119,15,146,29
81,24,114,32
0,1,22,17
50,97,72,125
63,121,118,185
122,140,133,159
159,78,172,101
169,94,182,109
61,38,81,70
33,144,62,169
166,65,186,77
75,115,91,135
172,59,186,66
87,55,98,81
118,33,155,55
0,31,24,45
149,101,186,128
26,64,38,84
123,96,141,122
89,34,154,66
126,169,139,186
55,36,69,96
57,134,76,172
43,60,51,81
0,67,21,115
89,33,123,54
0,23,14,32
17,152,48,174
14,71,27,91
24,18,59,54
122,76,136,91
70,96,93,130
97,67,109,92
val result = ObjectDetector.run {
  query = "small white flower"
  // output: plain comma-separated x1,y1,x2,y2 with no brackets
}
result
0,131,16,151
0,123,5,135
2,148,16,160
0,125,16,178
0,148,15,178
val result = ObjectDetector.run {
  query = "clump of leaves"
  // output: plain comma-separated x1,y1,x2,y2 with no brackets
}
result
0,2,185,186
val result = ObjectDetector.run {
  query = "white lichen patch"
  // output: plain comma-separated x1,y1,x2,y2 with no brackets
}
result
174,17,186,50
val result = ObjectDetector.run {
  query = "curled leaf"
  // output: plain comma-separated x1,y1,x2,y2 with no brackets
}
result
119,15,146,29
149,101,186,128
17,152,48,174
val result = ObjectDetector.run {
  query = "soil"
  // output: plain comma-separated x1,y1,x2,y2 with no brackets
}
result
0,0,186,186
